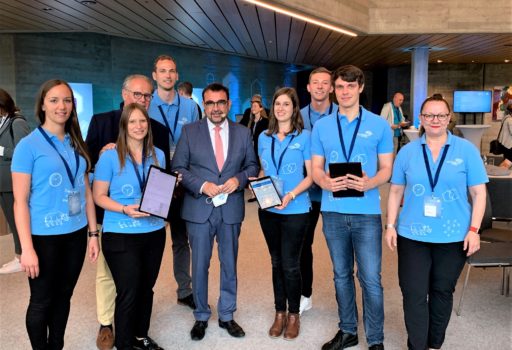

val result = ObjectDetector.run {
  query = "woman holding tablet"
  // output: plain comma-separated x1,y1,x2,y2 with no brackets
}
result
12,79,99,349
257,87,313,340
93,103,166,350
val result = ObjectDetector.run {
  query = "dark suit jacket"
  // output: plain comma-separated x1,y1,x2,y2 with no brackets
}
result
172,118,259,224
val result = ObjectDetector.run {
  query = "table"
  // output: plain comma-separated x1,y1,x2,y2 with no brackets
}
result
456,124,491,151
403,129,420,142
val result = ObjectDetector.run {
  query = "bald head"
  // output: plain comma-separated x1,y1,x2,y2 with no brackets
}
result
392,92,404,108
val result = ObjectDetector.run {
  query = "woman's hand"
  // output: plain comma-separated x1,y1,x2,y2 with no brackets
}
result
464,231,480,256
123,204,150,218
88,237,100,262
384,227,397,251
21,248,39,279
275,192,293,210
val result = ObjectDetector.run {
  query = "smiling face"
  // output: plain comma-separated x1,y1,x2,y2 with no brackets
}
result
334,77,364,110
420,100,451,138
307,72,333,103
41,84,73,127
126,108,149,142
122,77,153,110
273,93,294,125
152,58,179,92
203,89,231,125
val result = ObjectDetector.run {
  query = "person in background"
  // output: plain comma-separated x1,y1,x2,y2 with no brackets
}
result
172,83,259,341
257,87,312,340
86,74,169,350
177,81,203,119
240,94,270,127
497,105,512,168
93,103,166,350
299,67,337,314
148,55,199,312
312,65,392,350
385,94,487,350
380,92,409,153
12,79,99,350
0,88,30,274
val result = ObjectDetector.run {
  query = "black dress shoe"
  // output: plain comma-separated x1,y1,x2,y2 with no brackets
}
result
369,344,384,350
321,330,358,350
218,320,246,338
133,336,164,350
177,294,196,310
190,321,208,341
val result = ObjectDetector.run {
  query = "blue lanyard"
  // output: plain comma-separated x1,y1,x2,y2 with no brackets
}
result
308,103,333,130
38,127,79,188
421,143,450,194
336,107,362,162
129,148,147,192
271,134,296,175
158,95,181,143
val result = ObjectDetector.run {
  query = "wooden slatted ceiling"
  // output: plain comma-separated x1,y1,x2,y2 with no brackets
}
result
0,0,510,68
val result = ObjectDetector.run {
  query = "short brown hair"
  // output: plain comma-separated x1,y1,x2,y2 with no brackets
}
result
332,65,364,86
309,67,332,83
153,55,177,72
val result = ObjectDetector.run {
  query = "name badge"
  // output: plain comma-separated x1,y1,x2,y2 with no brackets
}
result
68,190,81,216
271,176,284,198
212,193,228,207
424,196,442,218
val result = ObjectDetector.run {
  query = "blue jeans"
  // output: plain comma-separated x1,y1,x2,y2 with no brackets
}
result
322,212,384,346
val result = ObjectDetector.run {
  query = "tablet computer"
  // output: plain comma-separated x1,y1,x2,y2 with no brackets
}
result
328,162,364,198
249,176,282,210
139,165,178,219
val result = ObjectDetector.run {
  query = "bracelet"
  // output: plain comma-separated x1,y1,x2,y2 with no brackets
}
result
121,205,126,215
88,230,99,238
288,191,296,200
385,224,396,229
469,226,480,234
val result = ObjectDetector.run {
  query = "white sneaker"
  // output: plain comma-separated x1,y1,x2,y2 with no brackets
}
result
299,296,312,315
0,257,23,274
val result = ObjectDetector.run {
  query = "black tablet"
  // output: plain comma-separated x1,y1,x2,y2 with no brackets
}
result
139,165,178,219
249,176,282,210
328,162,364,198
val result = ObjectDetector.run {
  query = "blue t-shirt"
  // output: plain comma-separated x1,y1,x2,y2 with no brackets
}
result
11,129,88,235
391,132,488,243
148,92,199,148
301,102,338,202
311,107,393,214
258,129,312,214
94,148,166,234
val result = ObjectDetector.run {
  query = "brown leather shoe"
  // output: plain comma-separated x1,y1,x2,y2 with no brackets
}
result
96,326,114,350
268,311,287,338
283,313,300,340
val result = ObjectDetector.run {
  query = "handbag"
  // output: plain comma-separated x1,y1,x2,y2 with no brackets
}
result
489,117,508,155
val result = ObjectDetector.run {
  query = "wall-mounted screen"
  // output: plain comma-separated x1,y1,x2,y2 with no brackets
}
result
69,82,94,139
453,90,492,113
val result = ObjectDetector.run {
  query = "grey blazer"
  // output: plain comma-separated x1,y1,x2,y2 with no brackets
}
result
0,115,30,191
172,118,259,225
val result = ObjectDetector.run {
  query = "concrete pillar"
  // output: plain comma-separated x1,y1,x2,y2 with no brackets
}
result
410,47,429,128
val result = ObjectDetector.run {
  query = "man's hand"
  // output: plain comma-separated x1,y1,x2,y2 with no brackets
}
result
346,171,371,192
326,175,348,193
203,182,222,197
221,177,239,194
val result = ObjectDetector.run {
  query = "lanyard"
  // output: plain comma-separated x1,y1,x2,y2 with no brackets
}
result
158,95,181,143
421,143,450,194
336,107,362,162
129,148,147,192
271,134,296,175
308,103,333,130
38,126,79,188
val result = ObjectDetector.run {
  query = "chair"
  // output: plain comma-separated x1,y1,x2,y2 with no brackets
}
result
487,177,512,222
479,187,512,243
456,242,512,316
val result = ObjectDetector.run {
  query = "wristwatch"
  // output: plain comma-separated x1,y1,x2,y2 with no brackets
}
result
385,224,396,229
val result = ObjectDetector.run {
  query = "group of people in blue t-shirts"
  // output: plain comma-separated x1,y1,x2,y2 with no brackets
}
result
6,62,488,350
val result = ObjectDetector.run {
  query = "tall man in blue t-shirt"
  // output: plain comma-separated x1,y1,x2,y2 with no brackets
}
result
299,67,336,315
311,65,393,350
148,55,199,311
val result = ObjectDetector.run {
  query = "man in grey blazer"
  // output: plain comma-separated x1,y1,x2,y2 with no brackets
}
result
172,83,259,341
380,92,409,153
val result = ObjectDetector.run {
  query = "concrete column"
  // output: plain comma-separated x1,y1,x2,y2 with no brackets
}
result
410,47,429,128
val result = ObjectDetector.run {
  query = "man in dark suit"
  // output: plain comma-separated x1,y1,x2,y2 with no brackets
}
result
172,83,259,341
85,74,169,350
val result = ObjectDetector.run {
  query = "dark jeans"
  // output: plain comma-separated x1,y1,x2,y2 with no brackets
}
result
103,228,166,350
26,227,87,350
397,235,466,350
300,201,321,297
258,210,309,314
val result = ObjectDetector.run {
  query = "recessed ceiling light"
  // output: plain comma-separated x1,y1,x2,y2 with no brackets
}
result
437,59,443,63
505,59,510,63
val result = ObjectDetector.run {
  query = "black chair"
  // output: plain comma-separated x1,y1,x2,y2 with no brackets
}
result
480,187,512,243
456,242,512,316
487,177,512,222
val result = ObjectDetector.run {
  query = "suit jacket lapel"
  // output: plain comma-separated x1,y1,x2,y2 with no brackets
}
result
200,119,219,172
223,120,236,169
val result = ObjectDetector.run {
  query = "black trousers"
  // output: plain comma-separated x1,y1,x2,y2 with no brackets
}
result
300,201,321,297
26,227,87,350
102,228,166,350
258,210,309,313
397,235,466,350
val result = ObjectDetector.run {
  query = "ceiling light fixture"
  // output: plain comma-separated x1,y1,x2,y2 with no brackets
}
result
80,0,97,4
242,0,357,37
437,59,443,63
43,7,52,11
505,59,510,63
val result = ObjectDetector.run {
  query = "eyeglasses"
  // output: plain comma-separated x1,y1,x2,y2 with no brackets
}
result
420,113,450,121
125,89,153,101
204,100,228,108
